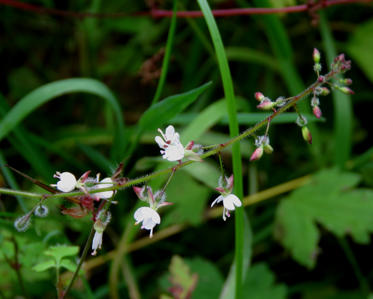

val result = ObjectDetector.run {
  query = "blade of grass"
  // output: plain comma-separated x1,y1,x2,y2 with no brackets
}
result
196,1,246,298
0,78,127,162
319,12,352,168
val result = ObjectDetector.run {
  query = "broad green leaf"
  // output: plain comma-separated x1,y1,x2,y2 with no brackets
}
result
60,259,78,272
183,161,220,189
275,168,373,268
180,99,227,143
44,245,79,264
0,78,126,160
33,259,55,272
137,82,212,134
242,263,287,299
161,171,209,227
347,20,373,83
187,258,224,299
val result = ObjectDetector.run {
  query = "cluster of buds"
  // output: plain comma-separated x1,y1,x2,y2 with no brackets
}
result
211,175,242,221
250,135,273,161
296,114,312,145
254,92,287,111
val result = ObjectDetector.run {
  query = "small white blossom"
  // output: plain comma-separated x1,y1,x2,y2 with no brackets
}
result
94,177,115,199
155,125,185,161
91,231,103,256
211,194,242,221
134,207,161,238
52,171,77,192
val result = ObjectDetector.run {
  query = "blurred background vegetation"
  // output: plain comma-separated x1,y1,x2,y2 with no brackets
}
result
1,0,373,298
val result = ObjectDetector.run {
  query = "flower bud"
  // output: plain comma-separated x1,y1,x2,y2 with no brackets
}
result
296,114,308,127
34,205,49,217
313,106,322,119
313,63,322,73
339,78,352,85
302,126,312,145
14,214,32,232
250,146,263,161
254,92,264,102
257,99,275,110
320,87,330,96
339,86,355,95
313,48,320,63
263,143,274,154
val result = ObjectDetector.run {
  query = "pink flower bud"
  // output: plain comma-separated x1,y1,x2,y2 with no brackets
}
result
257,99,275,110
254,92,264,102
302,126,312,145
313,106,322,119
250,146,263,161
320,87,330,96
313,48,320,63
340,86,354,95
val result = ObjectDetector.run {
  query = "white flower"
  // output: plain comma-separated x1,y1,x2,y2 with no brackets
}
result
211,194,242,221
52,171,77,192
155,125,185,161
134,207,161,238
91,231,103,256
94,177,115,199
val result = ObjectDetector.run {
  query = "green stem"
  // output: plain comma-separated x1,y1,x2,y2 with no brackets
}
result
62,226,95,299
196,0,244,297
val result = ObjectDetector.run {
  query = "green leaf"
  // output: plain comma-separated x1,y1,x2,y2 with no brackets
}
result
0,78,126,160
137,82,212,134
168,255,198,299
44,245,79,264
60,259,78,272
161,171,209,227
346,20,373,83
187,258,224,299
275,168,373,268
242,263,287,299
33,259,55,272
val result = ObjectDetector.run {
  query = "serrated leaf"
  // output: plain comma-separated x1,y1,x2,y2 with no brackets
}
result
168,255,198,299
138,82,211,134
33,259,55,272
275,168,373,268
347,20,373,83
242,263,287,299
44,245,79,264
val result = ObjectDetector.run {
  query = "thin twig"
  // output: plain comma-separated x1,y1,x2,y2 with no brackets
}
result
0,0,370,19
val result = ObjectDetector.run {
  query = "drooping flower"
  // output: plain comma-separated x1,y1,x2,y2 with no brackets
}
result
52,171,77,192
155,125,185,161
134,207,161,238
211,175,242,221
211,194,242,221
133,186,172,237
91,210,111,255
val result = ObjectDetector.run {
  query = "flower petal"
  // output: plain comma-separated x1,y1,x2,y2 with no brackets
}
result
211,195,223,207
165,125,175,140
95,177,114,199
155,136,167,149
223,194,241,210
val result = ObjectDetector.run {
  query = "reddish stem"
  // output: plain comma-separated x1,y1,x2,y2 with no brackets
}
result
0,0,371,19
